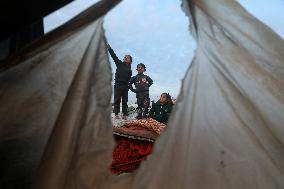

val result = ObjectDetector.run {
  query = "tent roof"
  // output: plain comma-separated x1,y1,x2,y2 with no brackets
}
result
0,0,74,41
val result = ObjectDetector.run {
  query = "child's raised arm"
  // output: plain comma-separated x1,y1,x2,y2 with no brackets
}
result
106,43,121,65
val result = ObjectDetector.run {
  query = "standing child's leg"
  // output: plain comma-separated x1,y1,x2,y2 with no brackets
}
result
113,85,122,117
136,93,143,119
142,96,150,118
121,87,129,117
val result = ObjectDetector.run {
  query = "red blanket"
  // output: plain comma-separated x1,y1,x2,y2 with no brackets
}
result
110,118,166,174
110,136,153,174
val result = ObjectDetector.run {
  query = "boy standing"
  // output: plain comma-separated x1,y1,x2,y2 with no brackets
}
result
129,63,153,119
107,43,132,119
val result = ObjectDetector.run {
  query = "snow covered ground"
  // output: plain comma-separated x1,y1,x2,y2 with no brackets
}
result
111,104,138,127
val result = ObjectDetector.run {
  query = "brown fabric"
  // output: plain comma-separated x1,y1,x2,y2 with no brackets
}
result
0,0,283,188
113,127,158,142
123,118,166,135
112,118,166,141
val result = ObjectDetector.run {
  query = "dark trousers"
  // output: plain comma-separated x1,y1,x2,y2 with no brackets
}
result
136,93,150,118
113,84,128,116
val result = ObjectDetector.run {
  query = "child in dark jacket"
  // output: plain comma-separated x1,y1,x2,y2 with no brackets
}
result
149,93,173,124
129,63,153,119
107,43,132,119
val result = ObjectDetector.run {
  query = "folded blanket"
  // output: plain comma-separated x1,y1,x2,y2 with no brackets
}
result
110,118,166,174
123,118,166,135
112,118,166,141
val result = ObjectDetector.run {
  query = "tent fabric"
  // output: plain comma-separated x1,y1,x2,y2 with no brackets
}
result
0,1,120,189
126,1,284,188
0,18,113,189
0,0,283,189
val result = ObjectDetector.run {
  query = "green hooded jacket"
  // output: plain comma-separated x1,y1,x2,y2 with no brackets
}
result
149,101,173,124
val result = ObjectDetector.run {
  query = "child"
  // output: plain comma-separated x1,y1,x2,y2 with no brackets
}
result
129,63,153,119
106,43,132,119
149,93,173,124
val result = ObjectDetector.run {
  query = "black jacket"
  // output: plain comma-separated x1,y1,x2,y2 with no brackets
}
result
108,48,132,86
129,73,153,93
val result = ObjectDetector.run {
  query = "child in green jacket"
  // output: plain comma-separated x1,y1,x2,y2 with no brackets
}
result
149,93,173,124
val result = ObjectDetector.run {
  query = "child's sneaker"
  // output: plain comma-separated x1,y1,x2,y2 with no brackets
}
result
122,115,128,120
115,115,120,119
